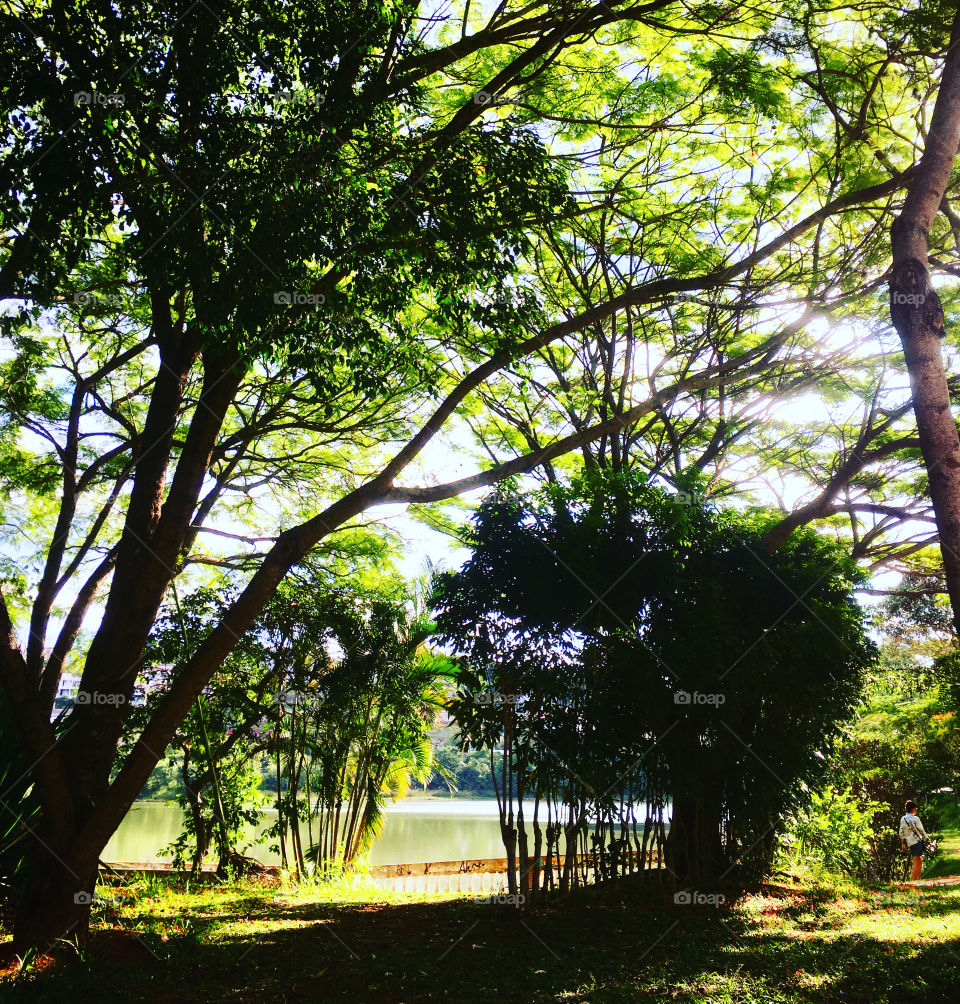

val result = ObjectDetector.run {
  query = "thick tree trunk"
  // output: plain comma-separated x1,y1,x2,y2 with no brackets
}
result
890,260,960,622
63,353,241,801
12,843,97,954
664,795,695,884
664,791,725,886
890,6,960,632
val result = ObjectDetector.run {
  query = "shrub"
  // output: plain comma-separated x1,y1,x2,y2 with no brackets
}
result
787,788,889,879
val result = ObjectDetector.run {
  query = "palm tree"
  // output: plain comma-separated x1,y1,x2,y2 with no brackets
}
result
271,581,456,872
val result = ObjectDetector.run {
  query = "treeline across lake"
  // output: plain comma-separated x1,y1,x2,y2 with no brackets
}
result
137,726,501,804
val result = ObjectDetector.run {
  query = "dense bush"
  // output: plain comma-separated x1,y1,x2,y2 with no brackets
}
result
785,788,890,880
433,473,875,892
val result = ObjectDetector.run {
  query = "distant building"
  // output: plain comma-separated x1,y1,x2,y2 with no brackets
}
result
131,663,172,706
51,671,82,719
50,663,172,718
55,671,82,701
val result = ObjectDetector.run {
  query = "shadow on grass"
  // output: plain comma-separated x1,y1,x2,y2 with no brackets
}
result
5,886,960,1003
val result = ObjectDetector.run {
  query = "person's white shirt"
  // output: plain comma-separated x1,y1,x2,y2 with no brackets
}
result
899,812,928,846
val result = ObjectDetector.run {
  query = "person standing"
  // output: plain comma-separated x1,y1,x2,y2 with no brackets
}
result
899,800,929,881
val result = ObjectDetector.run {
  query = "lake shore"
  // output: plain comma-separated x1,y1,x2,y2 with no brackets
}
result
103,798,667,868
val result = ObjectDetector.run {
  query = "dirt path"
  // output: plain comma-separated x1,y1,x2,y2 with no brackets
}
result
895,875,960,887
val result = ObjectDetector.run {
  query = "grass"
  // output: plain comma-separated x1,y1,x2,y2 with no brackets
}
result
4,866,960,1003
923,798,960,879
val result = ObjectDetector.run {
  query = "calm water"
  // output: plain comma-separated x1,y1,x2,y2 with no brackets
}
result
103,799,661,865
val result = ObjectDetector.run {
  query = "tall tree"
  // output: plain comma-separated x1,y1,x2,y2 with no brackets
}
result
433,475,874,889
888,4,960,630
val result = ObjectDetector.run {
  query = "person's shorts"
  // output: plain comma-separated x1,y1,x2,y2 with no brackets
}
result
910,842,925,857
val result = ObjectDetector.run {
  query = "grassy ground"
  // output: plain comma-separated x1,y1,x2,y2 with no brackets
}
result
923,799,960,879
3,867,960,1003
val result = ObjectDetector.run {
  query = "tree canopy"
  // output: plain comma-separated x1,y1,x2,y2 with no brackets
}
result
432,474,875,887
3,0,960,949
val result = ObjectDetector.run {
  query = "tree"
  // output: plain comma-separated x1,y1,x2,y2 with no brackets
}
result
0,0,576,946
133,586,278,876
441,0,960,577
432,473,875,890
0,0,955,947
136,557,452,876
888,4,960,628
788,595,960,882
261,573,452,875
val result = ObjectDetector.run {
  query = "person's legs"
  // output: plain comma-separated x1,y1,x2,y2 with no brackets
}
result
911,849,923,880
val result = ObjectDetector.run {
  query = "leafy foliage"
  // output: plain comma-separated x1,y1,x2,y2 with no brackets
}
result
127,561,454,874
433,472,875,888
782,584,960,883
786,787,890,880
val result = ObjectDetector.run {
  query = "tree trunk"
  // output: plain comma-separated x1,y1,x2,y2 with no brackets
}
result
516,771,529,897
12,843,97,954
530,795,542,903
497,821,516,896
181,749,209,875
559,801,578,893
889,6,960,632
277,742,288,870
664,791,725,886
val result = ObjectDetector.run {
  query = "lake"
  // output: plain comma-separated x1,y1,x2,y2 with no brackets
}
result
103,799,663,865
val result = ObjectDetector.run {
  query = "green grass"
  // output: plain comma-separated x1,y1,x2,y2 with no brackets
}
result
925,798,960,879
5,867,960,1003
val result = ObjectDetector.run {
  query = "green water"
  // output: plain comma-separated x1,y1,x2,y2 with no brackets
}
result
103,799,575,865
